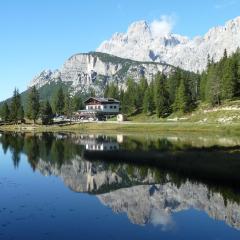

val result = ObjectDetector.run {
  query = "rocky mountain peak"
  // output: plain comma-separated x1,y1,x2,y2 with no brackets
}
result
97,16,240,72
35,157,240,230
128,20,150,34
28,16,240,94
28,51,173,95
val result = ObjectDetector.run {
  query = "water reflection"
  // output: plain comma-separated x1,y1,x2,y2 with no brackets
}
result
1,132,240,232
78,135,120,151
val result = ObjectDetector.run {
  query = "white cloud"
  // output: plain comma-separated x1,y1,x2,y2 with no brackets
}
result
150,209,175,231
150,15,175,37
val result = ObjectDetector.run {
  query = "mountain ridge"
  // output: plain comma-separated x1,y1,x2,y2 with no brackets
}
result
18,16,240,102
97,16,240,72
28,51,175,96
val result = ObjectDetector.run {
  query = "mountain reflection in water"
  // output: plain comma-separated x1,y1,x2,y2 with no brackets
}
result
0,132,240,232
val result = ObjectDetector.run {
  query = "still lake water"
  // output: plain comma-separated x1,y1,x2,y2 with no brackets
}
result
0,132,240,240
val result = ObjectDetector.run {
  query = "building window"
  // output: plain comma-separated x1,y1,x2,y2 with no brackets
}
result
110,106,113,109
104,105,107,109
114,106,116,109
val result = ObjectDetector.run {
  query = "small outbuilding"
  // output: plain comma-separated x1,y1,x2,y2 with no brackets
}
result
117,114,127,122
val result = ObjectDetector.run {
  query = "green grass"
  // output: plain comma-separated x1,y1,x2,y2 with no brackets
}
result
128,100,240,124
1,100,240,134
1,121,240,136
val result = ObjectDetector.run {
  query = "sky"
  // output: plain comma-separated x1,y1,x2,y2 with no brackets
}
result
0,0,240,101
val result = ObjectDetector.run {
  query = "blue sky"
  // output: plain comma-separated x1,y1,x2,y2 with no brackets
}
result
0,0,240,101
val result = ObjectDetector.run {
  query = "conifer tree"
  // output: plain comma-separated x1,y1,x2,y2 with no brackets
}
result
104,84,109,98
27,86,40,123
233,51,240,97
222,58,237,100
200,72,207,101
54,87,65,115
205,64,221,106
17,106,25,123
10,88,22,124
143,86,154,114
154,73,169,118
1,102,10,122
89,88,96,97
122,78,136,114
167,68,182,104
173,78,188,112
72,95,84,111
64,93,73,119
149,80,155,111
136,77,148,108
104,83,119,99
41,101,53,125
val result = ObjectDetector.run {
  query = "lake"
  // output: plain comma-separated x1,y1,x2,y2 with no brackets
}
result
0,132,240,240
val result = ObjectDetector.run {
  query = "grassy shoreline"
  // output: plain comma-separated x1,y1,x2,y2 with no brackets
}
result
1,121,240,135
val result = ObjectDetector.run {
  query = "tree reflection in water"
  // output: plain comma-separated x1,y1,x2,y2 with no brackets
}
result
1,132,240,230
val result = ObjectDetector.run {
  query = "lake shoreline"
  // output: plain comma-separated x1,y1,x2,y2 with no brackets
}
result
1,121,240,135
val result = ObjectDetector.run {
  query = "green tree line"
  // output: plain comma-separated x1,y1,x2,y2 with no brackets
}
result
1,48,239,123
105,48,240,117
104,68,199,117
0,86,84,125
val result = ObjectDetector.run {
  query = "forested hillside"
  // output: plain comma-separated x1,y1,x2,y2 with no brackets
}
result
1,49,240,123
105,49,240,117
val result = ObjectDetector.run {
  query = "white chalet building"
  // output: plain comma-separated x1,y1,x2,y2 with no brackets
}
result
84,97,120,114
76,97,120,120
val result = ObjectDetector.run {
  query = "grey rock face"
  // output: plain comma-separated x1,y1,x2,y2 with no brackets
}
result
97,17,240,72
36,158,156,193
36,158,240,230
28,52,173,95
98,183,240,230
28,17,240,93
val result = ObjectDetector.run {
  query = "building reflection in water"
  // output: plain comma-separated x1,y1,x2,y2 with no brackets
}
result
79,135,120,151
1,132,240,231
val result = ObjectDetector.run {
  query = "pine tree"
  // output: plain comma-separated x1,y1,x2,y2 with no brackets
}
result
185,71,200,102
122,78,137,115
72,95,84,111
27,86,40,123
89,88,96,97
64,93,73,119
221,58,237,100
233,51,240,97
200,71,207,101
173,78,188,112
167,68,182,104
41,101,53,125
154,73,169,118
223,48,228,59
105,83,119,99
17,106,25,123
1,102,10,122
118,88,124,112
136,77,148,109
143,86,154,114
104,84,109,98
149,80,155,111
54,87,65,115
10,88,22,124
207,54,211,68
205,64,221,106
